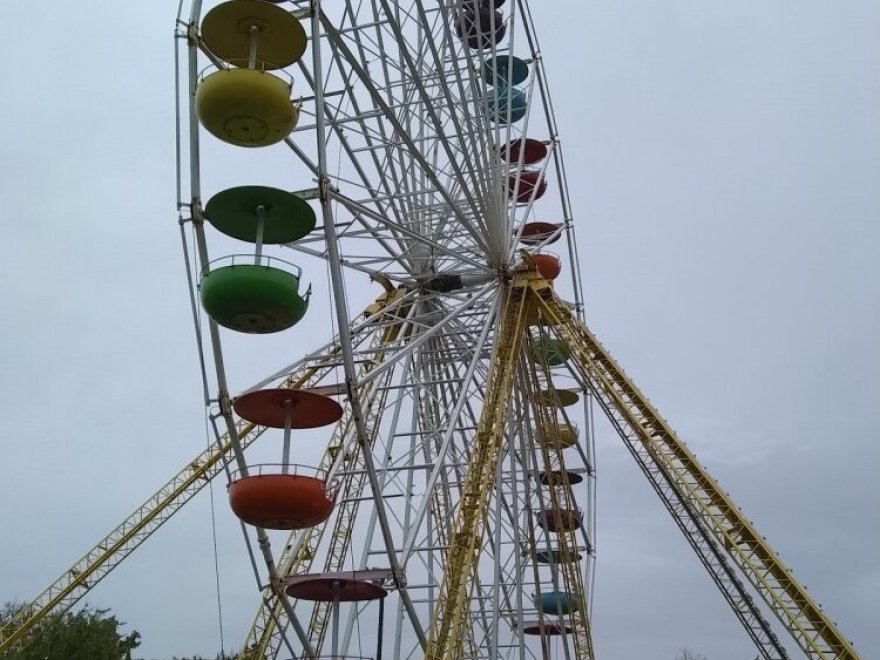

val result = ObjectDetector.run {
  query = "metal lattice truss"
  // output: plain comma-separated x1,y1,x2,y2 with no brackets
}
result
0,0,861,659
1,277,860,660
248,0,578,285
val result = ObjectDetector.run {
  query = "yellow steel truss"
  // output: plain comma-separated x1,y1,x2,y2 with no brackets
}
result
4,275,862,660
530,282,860,660
0,293,402,656
425,279,528,660
0,357,335,654
420,333,487,660
524,337,595,660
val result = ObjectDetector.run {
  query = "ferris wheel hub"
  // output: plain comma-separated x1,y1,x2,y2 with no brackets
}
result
419,270,497,293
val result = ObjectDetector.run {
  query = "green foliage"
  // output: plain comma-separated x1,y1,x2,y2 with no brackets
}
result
0,602,140,660
163,654,238,660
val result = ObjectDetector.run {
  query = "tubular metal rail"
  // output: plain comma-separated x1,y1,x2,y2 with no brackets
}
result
531,280,860,660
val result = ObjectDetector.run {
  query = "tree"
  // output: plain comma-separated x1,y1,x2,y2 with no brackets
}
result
0,603,140,660
675,649,708,660
164,654,238,660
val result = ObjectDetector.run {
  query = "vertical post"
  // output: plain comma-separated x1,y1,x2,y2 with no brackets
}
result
186,3,248,470
282,398,293,473
376,596,385,660
331,581,341,659
490,452,504,658
312,2,427,648
255,204,266,264
509,421,528,660
248,24,258,69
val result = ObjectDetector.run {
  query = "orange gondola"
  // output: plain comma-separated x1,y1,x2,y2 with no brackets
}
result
228,467,335,529
532,253,562,280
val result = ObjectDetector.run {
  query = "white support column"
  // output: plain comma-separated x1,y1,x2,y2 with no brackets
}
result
310,0,427,648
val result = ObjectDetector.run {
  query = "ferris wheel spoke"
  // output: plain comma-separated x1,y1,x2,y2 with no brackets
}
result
430,9,509,212
244,316,413,660
294,31,436,262
316,15,443,223
422,351,553,659
328,346,438,657
320,16,490,254
394,298,501,565
359,283,497,388
328,190,490,272
326,308,500,638
240,289,414,396
291,76,415,268
372,0,493,230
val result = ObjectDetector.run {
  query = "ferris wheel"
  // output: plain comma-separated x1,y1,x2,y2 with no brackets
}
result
0,1,862,660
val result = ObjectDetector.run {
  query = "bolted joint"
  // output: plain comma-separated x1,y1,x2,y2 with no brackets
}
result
190,197,204,226
391,567,408,589
316,175,333,204
186,20,199,45
218,392,233,417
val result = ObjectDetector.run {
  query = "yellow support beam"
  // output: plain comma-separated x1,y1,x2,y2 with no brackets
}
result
425,280,528,660
531,282,860,660
0,358,334,654
1,292,403,657
524,336,595,660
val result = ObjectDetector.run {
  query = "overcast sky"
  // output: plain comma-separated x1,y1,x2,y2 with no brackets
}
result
1,2,878,659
